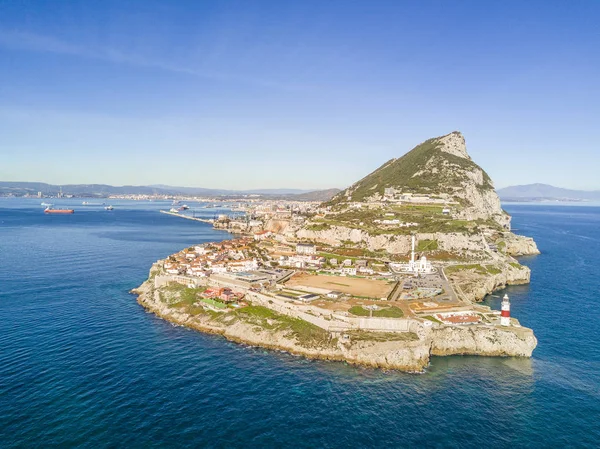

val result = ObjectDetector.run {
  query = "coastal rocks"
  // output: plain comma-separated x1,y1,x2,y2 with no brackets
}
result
430,325,537,357
445,262,531,303
339,339,431,372
134,273,539,373
135,279,432,371
503,234,540,256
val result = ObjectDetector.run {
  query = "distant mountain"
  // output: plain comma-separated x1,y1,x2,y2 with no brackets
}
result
148,185,312,195
497,184,600,202
291,188,341,202
246,188,313,195
0,181,337,201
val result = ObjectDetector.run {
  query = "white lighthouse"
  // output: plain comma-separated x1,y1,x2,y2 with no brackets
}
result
500,294,511,326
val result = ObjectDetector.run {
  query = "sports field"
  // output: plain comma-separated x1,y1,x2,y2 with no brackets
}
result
286,272,394,298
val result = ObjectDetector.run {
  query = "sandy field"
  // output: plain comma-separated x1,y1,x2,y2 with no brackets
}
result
286,272,394,298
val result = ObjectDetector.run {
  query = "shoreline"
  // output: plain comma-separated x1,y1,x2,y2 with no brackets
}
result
133,279,431,372
133,262,538,373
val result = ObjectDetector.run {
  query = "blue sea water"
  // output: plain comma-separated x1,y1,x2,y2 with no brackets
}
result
1,199,599,448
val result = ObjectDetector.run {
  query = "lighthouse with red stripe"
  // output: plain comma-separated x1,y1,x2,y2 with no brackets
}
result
500,294,511,326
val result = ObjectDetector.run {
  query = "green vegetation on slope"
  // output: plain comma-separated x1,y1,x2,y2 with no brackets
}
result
349,306,404,318
235,306,333,348
328,132,494,203
417,239,438,251
444,264,504,276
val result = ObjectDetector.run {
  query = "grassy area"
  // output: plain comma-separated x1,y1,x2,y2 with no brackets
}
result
312,209,495,237
163,283,207,307
445,264,505,276
235,306,332,348
373,306,404,318
392,204,444,214
485,265,503,275
305,222,331,231
200,298,227,309
417,239,438,251
348,306,404,318
422,315,442,324
348,306,370,316
509,262,523,269
444,264,487,276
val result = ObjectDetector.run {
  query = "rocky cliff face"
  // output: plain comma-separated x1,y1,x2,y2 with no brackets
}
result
430,325,537,357
445,262,532,303
296,225,490,255
503,234,540,256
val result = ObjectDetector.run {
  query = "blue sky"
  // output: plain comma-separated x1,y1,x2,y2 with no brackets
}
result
0,0,598,190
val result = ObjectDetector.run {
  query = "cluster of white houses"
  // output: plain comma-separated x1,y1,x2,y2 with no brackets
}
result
373,219,418,226
383,188,452,204
163,238,260,277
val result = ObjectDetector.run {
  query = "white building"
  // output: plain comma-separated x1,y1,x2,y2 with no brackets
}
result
389,235,436,275
194,245,208,255
296,243,317,255
341,267,357,276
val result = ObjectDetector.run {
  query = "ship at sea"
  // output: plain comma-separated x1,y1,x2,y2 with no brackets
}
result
104,205,114,211
44,206,74,214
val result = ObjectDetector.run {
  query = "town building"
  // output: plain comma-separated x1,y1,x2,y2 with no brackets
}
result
389,235,435,275
296,243,317,255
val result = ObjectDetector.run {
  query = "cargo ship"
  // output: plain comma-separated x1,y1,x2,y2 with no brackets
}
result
44,206,74,214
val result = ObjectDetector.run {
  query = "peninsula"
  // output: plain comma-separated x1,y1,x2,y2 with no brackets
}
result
134,132,539,372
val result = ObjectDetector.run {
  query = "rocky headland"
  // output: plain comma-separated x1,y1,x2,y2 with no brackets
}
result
134,131,539,372
134,269,537,372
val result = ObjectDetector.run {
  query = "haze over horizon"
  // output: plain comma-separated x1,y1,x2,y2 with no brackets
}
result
1,1,599,190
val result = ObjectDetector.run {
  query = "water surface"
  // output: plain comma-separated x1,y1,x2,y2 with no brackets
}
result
1,199,598,447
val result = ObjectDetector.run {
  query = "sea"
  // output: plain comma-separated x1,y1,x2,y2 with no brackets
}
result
0,199,599,448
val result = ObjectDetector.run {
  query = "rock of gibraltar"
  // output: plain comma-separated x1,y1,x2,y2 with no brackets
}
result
134,131,540,372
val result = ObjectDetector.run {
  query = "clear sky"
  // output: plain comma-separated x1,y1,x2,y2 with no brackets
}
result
0,0,598,190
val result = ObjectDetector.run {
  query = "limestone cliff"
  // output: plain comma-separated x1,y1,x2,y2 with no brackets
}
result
296,226,491,255
430,325,537,357
503,233,540,256
444,261,532,303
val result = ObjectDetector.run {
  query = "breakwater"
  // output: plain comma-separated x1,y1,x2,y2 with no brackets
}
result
159,209,214,224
